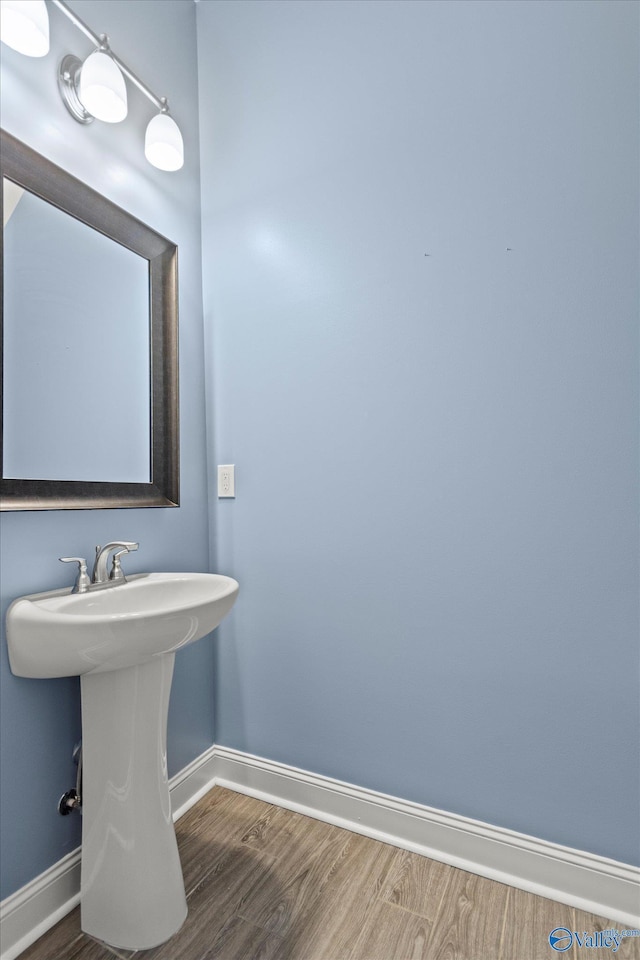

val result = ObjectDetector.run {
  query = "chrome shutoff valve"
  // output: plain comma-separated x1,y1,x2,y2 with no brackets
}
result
58,789,81,815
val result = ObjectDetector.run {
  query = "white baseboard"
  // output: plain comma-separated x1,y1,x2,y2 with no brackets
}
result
2,744,638,959
212,746,640,928
0,850,81,960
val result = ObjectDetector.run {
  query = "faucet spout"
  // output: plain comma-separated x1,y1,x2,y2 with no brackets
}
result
92,541,139,584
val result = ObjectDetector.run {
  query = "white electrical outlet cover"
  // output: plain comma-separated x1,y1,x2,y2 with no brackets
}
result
217,464,235,498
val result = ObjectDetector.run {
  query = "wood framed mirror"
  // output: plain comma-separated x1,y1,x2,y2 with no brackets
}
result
1,130,179,510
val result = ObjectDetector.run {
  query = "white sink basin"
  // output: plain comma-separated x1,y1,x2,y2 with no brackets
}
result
7,572,239,678
6,570,239,950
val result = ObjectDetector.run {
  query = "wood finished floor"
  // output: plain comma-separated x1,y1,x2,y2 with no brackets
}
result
19,787,637,960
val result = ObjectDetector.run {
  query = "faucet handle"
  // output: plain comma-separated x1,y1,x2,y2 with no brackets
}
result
59,557,90,594
109,541,139,583
109,543,139,582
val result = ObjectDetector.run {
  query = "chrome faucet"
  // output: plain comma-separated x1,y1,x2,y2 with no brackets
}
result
92,541,139,585
60,541,139,593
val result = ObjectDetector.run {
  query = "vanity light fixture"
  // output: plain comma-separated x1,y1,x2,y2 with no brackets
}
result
0,0,184,171
0,0,49,57
77,39,128,124
145,102,184,172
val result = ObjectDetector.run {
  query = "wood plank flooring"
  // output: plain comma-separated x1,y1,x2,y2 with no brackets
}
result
18,787,638,960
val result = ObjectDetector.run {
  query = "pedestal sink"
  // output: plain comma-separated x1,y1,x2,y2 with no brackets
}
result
6,572,239,950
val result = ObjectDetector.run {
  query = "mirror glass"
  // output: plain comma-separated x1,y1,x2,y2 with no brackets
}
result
1,130,179,511
3,178,151,483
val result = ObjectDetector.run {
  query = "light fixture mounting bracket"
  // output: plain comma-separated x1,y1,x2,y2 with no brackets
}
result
57,54,94,124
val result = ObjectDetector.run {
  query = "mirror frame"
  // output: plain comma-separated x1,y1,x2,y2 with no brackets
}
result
0,130,179,511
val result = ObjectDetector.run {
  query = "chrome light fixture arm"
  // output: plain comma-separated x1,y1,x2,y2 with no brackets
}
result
51,0,166,114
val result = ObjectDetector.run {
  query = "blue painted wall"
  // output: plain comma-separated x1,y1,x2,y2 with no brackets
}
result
0,1,210,899
198,0,639,866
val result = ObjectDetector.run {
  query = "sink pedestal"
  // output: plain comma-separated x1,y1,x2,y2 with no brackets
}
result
80,653,187,950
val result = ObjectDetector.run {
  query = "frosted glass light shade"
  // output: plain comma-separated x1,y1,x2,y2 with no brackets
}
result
79,49,127,123
0,0,49,57
145,113,184,172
